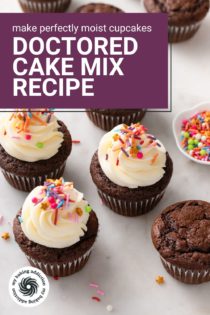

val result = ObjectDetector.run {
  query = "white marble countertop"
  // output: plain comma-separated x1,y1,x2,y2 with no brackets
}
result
0,1,210,315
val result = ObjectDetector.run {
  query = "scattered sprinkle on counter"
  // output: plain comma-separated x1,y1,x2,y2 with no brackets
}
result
106,305,113,312
89,282,99,288
155,275,165,284
92,296,101,302
53,276,59,280
180,111,210,162
1,232,10,240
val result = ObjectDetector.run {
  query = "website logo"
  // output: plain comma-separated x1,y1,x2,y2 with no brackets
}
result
9,267,49,307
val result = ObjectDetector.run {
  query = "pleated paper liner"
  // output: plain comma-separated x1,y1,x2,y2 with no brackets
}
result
1,162,66,192
98,189,165,216
26,247,93,277
18,0,71,12
86,110,145,131
161,256,210,284
169,22,201,43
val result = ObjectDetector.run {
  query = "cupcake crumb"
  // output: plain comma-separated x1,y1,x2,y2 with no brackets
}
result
1,232,10,240
155,275,165,284
106,305,113,312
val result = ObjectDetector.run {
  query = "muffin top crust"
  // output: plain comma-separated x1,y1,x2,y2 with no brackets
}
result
144,0,209,26
152,200,210,269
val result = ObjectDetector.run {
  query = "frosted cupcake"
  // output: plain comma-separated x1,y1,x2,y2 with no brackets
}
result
0,110,72,192
13,178,99,277
90,123,173,216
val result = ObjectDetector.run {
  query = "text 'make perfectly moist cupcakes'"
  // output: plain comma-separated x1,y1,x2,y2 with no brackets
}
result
18,0,71,13
90,123,173,216
13,178,99,277
0,110,72,192
144,0,209,43
152,200,210,284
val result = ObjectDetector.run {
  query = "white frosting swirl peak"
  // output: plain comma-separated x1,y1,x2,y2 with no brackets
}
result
0,110,63,162
98,124,167,188
21,179,91,249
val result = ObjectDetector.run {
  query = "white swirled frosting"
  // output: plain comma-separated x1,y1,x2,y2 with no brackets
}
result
21,180,91,249
0,111,63,162
98,123,167,188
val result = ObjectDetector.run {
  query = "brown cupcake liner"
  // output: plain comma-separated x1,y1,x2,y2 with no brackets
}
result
98,189,165,216
86,110,145,131
1,162,66,192
26,247,93,277
169,22,201,43
18,0,71,12
161,257,210,284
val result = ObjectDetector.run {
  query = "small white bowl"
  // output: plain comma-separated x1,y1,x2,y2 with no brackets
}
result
173,101,210,165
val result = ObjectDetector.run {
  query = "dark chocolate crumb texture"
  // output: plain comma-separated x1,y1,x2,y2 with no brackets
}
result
76,3,123,13
144,0,209,26
152,200,210,269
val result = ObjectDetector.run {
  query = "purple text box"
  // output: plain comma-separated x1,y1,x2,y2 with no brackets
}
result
0,13,168,109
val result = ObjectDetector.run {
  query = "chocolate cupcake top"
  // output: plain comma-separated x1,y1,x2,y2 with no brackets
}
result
0,109,63,162
152,200,210,269
76,3,123,13
144,0,209,26
98,123,167,188
20,178,93,249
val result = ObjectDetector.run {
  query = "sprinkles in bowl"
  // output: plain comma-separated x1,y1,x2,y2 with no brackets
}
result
180,111,210,162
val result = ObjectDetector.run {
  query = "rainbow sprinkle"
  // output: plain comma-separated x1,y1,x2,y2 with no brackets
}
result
92,297,101,302
8,109,54,138
89,283,99,288
180,111,210,162
110,123,161,166
32,178,92,225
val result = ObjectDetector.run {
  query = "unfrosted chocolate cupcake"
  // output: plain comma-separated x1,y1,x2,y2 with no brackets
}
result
87,109,146,131
0,110,72,192
18,0,71,12
152,200,210,284
76,3,123,13
144,0,209,42
90,123,173,216
13,179,99,277
79,4,145,133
